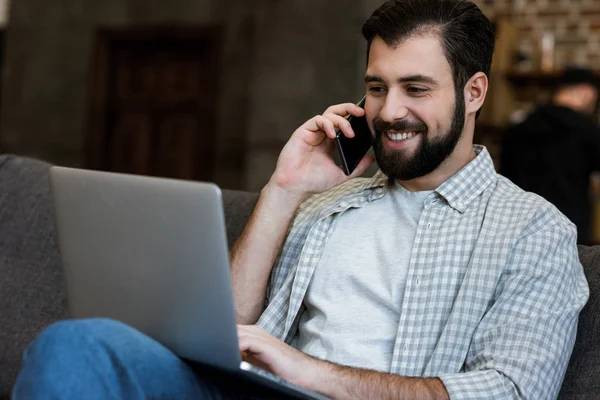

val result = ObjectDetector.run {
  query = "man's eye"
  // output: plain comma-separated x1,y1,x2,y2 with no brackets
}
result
368,86,386,94
408,87,428,94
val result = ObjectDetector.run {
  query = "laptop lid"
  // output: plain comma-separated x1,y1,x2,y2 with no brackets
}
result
49,166,242,371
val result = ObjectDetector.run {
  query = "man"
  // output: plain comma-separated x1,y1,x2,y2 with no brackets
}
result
502,67,600,244
14,1,589,399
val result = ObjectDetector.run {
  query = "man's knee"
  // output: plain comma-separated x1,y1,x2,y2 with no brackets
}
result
26,318,134,359
14,318,140,399
38,317,133,340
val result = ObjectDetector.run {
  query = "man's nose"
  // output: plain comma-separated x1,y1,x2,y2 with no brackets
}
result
378,94,410,122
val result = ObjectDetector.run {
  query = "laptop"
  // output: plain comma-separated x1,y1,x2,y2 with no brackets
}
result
49,166,330,400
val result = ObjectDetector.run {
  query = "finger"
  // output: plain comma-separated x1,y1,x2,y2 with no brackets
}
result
305,114,354,140
237,326,256,344
243,353,271,372
238,333,262,353
310,115,337,139
324,103,365,118
238,335,272,365
237,324,266,336
239,335,251,352
237,324,254,332
349,154,376,179
326,114,355,138
237,325,270,345
238,336,279,374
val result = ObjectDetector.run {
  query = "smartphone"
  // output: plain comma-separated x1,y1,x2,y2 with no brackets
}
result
334,96,373,176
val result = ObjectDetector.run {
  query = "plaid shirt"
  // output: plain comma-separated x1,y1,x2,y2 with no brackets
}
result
257,145,589,400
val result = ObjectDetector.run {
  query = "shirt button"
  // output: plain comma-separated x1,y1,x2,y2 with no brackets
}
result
376,188,384,195
416,278,421,286
339,201,348,208
427,223,432,229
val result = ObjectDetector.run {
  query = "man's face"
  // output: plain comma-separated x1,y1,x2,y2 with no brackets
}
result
364,35,466,181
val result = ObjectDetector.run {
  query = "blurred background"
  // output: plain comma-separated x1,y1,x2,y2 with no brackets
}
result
0,0,376,191
0,0,599,238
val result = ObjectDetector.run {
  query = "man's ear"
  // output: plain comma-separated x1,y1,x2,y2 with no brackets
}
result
464,72,488,116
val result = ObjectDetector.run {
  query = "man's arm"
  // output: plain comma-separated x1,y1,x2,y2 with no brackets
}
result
230,184,305,325
229,103,375,324
238,325,449,400
314,362,449,400
438,214,589,400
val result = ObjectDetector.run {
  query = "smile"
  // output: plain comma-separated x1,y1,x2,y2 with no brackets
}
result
385,131,418,142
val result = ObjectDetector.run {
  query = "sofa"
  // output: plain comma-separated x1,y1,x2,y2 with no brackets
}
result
0,154,598,399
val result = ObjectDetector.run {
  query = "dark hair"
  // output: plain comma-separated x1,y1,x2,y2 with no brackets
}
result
558,66,600,90
362,0,495,118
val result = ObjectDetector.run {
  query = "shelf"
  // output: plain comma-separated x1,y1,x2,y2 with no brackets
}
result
506,70,600,86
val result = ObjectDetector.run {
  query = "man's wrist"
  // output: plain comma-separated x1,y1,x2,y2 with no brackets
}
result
302,360,450,400
300,357,338,395
261,180,309,211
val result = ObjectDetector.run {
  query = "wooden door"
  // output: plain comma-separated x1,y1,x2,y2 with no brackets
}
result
87,27,222,181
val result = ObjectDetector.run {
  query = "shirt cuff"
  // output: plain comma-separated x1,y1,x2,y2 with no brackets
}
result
439,370,516,400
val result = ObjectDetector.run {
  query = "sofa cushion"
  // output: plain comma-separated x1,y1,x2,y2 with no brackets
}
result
0,155,68,397
221,189,258,248
559,245,600,399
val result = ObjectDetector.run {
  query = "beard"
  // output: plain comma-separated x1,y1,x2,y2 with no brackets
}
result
372,91,466,181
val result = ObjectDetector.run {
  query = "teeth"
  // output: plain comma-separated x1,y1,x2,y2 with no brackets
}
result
386,132,416,141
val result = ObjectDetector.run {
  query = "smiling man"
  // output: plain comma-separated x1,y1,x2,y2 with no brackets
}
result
14,1,589,399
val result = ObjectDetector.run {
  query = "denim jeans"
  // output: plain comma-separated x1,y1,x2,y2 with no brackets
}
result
12,318,299,400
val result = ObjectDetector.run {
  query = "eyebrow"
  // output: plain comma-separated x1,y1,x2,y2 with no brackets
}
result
364,74,439,86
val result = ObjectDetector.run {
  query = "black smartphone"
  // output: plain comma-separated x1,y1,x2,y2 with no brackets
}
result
334,96,373,176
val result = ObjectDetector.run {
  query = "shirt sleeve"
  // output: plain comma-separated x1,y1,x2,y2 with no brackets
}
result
439,211,589,400
264,204,310,304
258,199,321,339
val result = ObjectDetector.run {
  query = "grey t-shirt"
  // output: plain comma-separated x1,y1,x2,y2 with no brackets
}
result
296,182,432,372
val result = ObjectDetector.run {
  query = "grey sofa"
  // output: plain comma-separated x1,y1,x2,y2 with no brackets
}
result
0,155,598,399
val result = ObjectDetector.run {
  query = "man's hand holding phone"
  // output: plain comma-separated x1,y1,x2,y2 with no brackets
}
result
268,102,375,201
231,100,374,324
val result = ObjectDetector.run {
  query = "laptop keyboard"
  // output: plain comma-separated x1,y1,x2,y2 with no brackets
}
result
240,362,331,400
247,364,290,384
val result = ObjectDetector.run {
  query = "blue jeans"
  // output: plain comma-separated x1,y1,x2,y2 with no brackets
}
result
12,318,298,399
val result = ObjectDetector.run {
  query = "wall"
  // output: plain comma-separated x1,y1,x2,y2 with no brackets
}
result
7,0,595,190
474,0,600,70
0,0,376,191
0,0,9,27
243,0,367,190
0,0,256,189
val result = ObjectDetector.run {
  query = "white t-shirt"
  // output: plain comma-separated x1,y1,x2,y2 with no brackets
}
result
296,182,432,372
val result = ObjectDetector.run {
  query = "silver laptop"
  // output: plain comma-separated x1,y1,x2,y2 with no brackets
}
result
49,166,329,400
